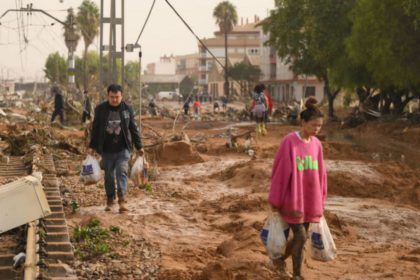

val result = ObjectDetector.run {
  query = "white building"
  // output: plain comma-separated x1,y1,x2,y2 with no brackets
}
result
259,33,325,103
198,17,262,88
146,54,176,75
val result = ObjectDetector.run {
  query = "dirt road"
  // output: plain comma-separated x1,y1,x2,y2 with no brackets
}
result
60,120,420,279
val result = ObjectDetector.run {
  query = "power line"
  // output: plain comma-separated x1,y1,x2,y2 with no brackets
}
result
163,0,226,72
34,12,66,50
15,0,24,70
164,0,244,92
134,0,157,45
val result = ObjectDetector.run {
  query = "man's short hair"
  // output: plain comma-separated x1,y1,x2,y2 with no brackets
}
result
107,84,123,94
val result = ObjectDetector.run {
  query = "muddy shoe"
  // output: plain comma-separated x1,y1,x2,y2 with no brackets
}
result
105,197,115,212
261,124,267,136
118,198,128,213
272,258,291,279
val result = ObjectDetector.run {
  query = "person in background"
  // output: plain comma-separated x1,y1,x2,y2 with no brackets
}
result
213,101,220,113
148,98,157,116
264,86,273,122
82,90,92,123
268,97,327,280
252,84,268,136
221,95,228,112
51,86,64,124
193,98,201,120
183,96,191,115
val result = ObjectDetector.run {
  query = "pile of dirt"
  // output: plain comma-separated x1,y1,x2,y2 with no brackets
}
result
327,160,420,209
323,141,366,161
214,159,271,191
155,140,204,166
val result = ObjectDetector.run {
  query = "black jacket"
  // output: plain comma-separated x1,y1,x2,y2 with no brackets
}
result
89,101,142,154
83,96,92,114
54,93,64,110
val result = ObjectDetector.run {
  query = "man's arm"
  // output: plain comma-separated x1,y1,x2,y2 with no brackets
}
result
128,106,143,150
89,105,100,151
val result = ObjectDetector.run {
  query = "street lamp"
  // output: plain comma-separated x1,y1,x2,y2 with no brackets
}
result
126,43,142,126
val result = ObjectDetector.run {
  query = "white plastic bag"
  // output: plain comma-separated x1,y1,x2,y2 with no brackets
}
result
80,155,102,185
130,156,149,186
308,216,337,261
130,156,144,180
260,213,289,260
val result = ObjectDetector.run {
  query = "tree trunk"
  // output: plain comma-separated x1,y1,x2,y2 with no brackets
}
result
324,77,339,120
83,43,88,91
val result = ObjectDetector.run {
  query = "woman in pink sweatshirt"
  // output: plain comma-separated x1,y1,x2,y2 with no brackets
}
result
268,97,327,280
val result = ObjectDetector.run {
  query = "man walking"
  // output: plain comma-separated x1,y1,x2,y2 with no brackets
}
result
51,86,64,124
88,84,143,213
81,90,92,123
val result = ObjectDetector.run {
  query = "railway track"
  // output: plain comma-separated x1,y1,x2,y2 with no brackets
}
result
0,154,77,280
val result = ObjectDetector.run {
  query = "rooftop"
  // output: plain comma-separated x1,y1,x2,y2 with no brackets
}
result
142,74,189,84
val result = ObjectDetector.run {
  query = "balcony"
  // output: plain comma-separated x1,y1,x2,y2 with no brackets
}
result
199,51,207,58
198,78,208,85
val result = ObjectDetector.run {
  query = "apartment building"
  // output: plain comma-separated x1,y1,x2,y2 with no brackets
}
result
259,33,325,103
198,17,262,89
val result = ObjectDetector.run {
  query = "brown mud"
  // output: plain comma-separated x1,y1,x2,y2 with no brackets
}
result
52,118,420,279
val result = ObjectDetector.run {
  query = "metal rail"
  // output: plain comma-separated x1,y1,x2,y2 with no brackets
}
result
0,153,77,279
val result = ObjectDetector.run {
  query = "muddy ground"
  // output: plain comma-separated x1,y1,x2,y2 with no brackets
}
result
2,104,420,279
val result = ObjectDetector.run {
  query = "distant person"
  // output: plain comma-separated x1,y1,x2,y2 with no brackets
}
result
221,96,228,112
252,84,268,136
213,101,220,113
88,84,144,213
51,86,64,124
81,90,92,123
268,97,327,280
193,99,201,120
148,98,157,116
264,87,273,122
287,100,301,124
183,97,191,115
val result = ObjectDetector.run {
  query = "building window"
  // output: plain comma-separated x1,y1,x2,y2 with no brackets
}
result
305,86,316,97
248,48,259,55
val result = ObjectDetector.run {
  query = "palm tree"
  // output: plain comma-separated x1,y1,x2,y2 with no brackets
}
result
63,8,80,87
213,1,238,98
77,0,99,91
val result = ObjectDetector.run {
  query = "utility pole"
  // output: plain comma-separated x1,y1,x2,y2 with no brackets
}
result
224,13,229,99
100,0,125,95
64,8,78,89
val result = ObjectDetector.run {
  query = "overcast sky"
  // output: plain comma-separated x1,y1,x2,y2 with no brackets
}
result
0,0,274,81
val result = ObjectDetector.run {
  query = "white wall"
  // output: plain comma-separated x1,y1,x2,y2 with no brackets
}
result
276,60,294,80
155,61,176,75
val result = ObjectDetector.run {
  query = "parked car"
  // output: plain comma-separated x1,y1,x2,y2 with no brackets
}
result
156,91,181,101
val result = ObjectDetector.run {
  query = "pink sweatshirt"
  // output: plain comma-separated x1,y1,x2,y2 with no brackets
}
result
268,132,327,224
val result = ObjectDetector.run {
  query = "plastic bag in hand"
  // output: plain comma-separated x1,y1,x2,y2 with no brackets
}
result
131,156,149,185
308,216,337,261
260,212,289,260
130,156,144,180
80,155,102,185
